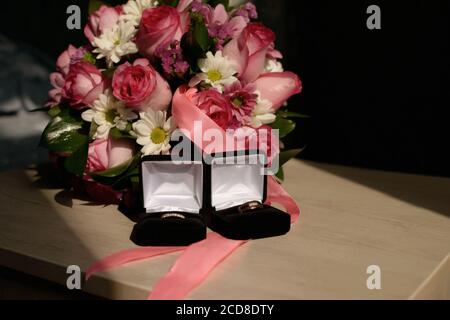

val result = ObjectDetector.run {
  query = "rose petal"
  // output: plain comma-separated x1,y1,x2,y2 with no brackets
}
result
223,38,249,77
254,72,302,110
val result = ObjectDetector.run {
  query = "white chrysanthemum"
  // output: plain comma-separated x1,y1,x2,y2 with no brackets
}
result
92,21,138,67
82,91,138,140
249,92,276,128
131,110,176,156
120,0,158,27
190,51,238,92
265,59,284,73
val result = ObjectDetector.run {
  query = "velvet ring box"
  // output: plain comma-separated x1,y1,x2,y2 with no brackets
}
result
130,155,207,247
205,152,291,240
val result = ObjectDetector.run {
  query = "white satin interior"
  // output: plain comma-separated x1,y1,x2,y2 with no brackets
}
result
211,154,265,211
142,161,203,214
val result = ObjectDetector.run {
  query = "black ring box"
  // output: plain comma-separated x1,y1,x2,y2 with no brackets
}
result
130,154,208,247
205,151,291,240
130,150,291,246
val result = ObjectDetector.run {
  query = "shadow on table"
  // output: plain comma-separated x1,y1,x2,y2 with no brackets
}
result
0,167,117,300
307,161,450,219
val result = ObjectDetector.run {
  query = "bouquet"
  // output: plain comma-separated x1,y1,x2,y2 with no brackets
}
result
40,0,303,210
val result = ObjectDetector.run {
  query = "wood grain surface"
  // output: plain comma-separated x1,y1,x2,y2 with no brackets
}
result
0,160,449,300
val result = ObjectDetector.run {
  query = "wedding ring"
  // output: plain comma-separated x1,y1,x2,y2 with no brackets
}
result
161,213,186,220
238,201,264,214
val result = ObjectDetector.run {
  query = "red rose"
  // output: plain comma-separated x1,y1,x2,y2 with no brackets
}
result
112,58,172,111
136,6,185,58
189,89,233,130
62,61,107,109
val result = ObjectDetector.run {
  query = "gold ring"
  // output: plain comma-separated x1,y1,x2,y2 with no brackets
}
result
161,213,186,220
238,201,264,214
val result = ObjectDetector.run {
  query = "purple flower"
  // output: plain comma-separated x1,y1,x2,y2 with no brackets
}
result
155,41,189,77
191,1,247,49
234,3,258,23
191,0,211,18
70,47,88,65
224,81,258,126
174,60,190,74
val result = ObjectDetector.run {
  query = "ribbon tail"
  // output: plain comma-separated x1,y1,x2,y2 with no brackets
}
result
148,233,246,300
85,246,185,281
267,176,300,224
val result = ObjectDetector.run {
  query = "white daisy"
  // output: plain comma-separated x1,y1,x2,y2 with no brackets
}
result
189,51,238,92
120,0,158,27
265,59,284,73
249,92,276,128
82,91,138,140
92,21,138,67
131,110,176,156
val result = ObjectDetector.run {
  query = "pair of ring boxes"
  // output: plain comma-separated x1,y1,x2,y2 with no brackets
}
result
131,151,291,246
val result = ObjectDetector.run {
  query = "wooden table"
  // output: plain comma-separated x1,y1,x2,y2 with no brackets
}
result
0,160,449,300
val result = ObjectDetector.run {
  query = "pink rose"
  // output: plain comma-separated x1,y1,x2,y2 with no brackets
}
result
86,138,135,174
224,22,276,82
84,5,121,43
46,45,87,107
112,59,172,111
83,138,135,205
223,23,302,111
46,72,65,107
136,6,185,58
56,45,78,76
241,23,275,56
188,89,233,130
62,61,107,109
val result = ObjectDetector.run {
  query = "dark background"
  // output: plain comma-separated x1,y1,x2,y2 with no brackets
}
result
1,0,449,177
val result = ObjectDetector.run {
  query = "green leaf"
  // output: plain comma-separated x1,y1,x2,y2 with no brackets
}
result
130,175,140,185
83,52,97,65
193,21,211,52
276,166,285,181
89,0,105,15
90,153,141,186
159,0,180,6
102,66,116,79
30,107,50,113
181,16,213,65
47,106,61,118
64,140,89,176
279,148,304,167
91,161,132,180
277,111,310,119
110,127,134,140
111,168,140,191
271,117,296,138
40,109,89,154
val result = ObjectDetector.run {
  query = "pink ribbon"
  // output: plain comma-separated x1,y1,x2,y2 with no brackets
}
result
149,233,246,300
172,86,280,163
84,88,301,299
84,180,299,300
85,246,185,281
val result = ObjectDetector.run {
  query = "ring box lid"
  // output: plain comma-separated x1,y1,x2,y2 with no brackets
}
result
141,156,203,214
210,152,267,211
